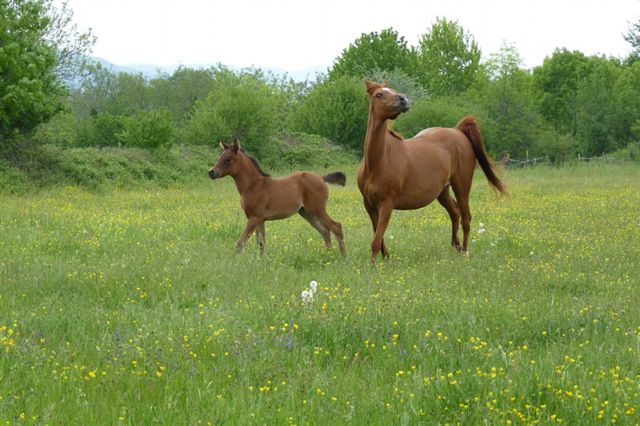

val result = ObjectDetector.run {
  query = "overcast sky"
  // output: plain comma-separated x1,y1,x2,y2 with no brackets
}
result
64,0,640,72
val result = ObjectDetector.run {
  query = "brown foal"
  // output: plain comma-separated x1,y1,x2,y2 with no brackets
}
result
357,81,507,263
209,140,346,256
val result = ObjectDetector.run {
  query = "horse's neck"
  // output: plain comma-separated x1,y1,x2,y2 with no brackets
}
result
364,111,390,171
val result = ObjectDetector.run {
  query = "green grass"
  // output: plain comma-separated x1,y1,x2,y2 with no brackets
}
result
1,163,639,424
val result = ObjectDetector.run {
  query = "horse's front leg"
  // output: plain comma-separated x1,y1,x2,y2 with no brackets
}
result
371,200,394,264
363,200,389,259
236,217,262,253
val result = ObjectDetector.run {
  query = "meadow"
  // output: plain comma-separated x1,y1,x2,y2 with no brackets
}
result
1,163,639,425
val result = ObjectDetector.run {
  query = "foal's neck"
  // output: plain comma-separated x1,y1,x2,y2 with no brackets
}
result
231,155,267,194
364,109,390,172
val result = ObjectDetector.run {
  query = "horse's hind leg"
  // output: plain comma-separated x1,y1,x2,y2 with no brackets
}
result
299,208,332,248
451,182,472,253
457,195,472,252
437,187,462,251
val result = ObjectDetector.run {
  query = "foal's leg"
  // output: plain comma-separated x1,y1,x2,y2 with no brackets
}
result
236,217,262,253
256,222,266,254
437,187,462,251
313,210,346,257
363,200,389,259
299,208,332,248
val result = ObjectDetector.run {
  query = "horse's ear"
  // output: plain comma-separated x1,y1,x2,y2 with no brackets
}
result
231,139,240,153
220,141,229,150
364,80,380,96
383,79,388,87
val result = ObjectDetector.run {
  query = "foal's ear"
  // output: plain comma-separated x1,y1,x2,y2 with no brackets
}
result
220,141,229,150
231,138,240,153
364,80,380,96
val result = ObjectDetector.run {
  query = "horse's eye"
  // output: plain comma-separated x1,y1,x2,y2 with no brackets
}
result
375,92,383,98
224,158,232,164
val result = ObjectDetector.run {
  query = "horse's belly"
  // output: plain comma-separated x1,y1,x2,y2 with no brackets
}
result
395,189,440,210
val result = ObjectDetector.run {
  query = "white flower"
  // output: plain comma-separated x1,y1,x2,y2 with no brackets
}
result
301,290,313,303
478,222,486,234
309,280,318,294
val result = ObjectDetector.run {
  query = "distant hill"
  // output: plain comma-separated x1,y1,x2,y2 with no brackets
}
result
92,57,327,82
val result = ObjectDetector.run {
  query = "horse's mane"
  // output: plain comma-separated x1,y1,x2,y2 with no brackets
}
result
388,129,403,140
240,148,270,177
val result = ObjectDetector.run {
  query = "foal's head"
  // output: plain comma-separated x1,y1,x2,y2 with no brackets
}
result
208,139,269,180
365,80,410,120
209,139,242,180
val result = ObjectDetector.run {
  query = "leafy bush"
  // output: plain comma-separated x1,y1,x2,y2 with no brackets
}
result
290,76,368,152
273,133,358,169
33,112,78,146
182,70,280,159
608,141,640,160
394,96,473,137
74,113,127,147
118,110,174,150
0,144,215,192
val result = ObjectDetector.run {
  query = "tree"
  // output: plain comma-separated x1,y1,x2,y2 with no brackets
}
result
533,49,590,136
624,15,640,63
1,0,67,141
415,18,481,96
328,28,415,80
476,44,544,157
43,0,96,81
575,57,622,155
612,61,640,143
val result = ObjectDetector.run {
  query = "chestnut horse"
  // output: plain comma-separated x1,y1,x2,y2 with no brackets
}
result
357,81,506,263
209,139,346,256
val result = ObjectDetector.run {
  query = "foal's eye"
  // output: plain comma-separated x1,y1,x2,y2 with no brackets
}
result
375,93,383,98
224,158,232,165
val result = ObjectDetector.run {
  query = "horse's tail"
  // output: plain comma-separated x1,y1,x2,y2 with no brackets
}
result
323,172,347,187
456,116,507,196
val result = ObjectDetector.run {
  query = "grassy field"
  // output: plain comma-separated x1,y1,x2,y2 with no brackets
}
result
1,163,639,424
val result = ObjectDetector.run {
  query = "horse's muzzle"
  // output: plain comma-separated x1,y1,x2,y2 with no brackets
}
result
398,95,410,112
208,169,220,180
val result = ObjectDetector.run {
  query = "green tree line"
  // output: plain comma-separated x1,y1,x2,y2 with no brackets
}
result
3,1,640,167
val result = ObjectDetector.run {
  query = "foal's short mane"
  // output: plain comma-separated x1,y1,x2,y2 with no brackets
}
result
239,148,270,177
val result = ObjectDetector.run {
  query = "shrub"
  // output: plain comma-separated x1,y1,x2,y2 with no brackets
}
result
394,96,473,137
182,71,280,159
273,133,358,169
290,76,369,152
118,110,174,150
33,112,78,146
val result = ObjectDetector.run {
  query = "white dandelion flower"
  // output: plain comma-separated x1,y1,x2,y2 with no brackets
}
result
301,290,313,303
309,280,318,294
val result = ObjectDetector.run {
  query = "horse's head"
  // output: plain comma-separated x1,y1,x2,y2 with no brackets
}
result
209,139,241,180
364,80,410,120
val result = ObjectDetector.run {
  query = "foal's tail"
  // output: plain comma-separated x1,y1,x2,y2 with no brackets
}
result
323,172,347,186
456,116,507,195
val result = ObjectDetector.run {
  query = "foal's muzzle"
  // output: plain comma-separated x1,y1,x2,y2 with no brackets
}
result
208,169,220,180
